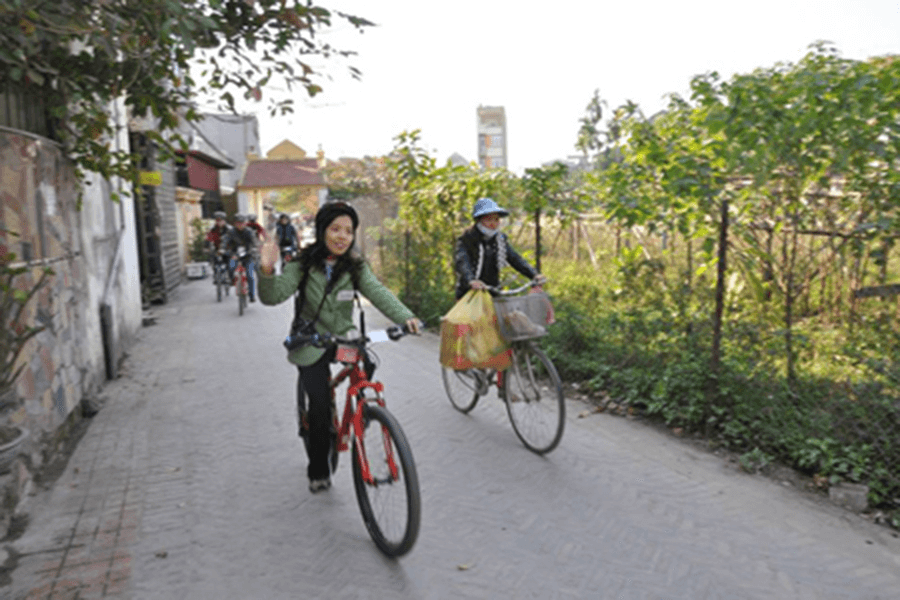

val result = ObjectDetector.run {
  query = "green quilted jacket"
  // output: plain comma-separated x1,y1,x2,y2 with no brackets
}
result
258,261,415,367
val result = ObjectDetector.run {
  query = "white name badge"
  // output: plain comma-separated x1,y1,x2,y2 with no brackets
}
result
336,290,355,302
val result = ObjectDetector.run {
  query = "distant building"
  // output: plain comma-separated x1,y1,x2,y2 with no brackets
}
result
448,152,470,167
190,113,260,193
476,105,508,169
238,140,328,227
173,119,236,218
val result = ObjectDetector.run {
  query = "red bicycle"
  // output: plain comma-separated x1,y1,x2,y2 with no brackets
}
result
284,314,421,557
233,245,250,316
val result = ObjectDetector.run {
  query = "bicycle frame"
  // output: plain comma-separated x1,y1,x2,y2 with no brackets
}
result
235,262,249,297
330,349,398,485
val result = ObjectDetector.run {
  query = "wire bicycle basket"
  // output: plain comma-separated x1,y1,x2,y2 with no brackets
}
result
492,292,554,342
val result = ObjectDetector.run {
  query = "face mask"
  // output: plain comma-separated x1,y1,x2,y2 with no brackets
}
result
477,223,499,238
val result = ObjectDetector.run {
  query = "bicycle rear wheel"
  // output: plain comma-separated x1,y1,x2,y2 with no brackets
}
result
441,367,482,413
237,268,246,315
216,271,223,302
352,403,420,557
502,342,565,454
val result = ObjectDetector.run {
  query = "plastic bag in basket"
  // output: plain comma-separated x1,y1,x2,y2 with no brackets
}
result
440,290,511,370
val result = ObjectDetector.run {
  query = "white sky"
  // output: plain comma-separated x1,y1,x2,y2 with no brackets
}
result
247,0,900,173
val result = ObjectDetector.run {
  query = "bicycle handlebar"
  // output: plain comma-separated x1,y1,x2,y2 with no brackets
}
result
486,281,544,296
283,323,413,352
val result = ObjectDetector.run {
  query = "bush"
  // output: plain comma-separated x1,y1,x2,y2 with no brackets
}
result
189,218,208,263
538,256,900,520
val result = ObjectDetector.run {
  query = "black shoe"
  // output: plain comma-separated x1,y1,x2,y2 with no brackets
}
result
249,296,256,302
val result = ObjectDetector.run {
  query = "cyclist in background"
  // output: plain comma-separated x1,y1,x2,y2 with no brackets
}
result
205,211,231,252
247,213,266,241
275,213,299,248
454,197,546,300
222,214,259,302
205,211,232,284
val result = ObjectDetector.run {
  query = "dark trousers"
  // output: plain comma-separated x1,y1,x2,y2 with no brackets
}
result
296,350,335,481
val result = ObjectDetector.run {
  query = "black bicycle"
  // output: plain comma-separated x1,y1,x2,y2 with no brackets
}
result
212,253,230,302
441,283,564,454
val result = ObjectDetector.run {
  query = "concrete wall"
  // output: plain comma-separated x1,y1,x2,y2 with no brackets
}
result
0,119,142,449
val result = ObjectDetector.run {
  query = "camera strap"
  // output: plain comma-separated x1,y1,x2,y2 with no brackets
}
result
291,262,358,334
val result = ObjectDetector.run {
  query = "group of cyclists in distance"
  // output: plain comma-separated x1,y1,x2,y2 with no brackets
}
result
205,210,303,303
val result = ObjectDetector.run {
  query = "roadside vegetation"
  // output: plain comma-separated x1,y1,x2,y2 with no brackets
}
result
329,44,900,529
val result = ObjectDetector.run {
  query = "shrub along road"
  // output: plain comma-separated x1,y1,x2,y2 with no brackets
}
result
5,279,900,599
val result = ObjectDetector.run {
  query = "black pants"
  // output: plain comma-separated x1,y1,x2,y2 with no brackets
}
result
295,348,377,481
296,349,335,481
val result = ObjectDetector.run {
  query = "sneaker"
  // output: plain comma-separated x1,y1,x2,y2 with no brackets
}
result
309,478,331,493
249,296,256,303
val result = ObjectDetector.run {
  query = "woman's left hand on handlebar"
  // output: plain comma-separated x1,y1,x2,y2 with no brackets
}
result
533,274,548,286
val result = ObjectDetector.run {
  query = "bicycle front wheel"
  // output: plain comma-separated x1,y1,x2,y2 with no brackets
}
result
352,403,421,557
441,367,482,413
502,342,565,454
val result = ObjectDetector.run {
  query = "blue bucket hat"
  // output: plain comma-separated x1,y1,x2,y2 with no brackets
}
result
472,197,509,220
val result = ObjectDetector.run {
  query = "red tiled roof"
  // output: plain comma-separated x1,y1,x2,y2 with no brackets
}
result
239,159,325,188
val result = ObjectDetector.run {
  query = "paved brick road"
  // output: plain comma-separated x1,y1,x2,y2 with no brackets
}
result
4,280,900,599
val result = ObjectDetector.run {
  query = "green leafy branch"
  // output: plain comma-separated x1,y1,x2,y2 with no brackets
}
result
0,238,53,397
0,0,373,200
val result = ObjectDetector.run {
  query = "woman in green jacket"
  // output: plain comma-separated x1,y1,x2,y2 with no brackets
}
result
258,202,421,493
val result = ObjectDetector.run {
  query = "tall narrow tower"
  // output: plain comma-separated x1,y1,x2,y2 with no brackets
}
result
476,105,507,169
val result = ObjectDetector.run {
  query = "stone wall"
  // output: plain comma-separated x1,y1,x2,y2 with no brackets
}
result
0,124,142,531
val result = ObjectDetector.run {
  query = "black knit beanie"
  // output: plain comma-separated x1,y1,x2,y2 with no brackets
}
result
314,202,359,243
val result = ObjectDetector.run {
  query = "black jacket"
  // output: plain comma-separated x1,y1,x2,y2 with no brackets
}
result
222,227,257,256
453,226,537,299
276,222,298,248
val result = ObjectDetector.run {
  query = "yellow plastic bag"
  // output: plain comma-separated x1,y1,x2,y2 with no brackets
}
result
440,290,511,370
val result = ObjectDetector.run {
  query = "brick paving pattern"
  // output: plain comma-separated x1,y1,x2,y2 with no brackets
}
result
4,280,900,599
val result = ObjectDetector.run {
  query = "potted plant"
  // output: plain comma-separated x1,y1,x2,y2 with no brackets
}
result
0,235,51,458
186,217,210,278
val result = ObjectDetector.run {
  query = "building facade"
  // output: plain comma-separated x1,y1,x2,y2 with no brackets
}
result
477,105,508,170
190,113,260,193
238,140,328,228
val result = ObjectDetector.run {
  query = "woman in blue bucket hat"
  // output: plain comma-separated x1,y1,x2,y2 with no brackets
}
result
453,198,546,299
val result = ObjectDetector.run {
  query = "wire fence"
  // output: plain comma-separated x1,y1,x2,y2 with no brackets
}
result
379,213,900,527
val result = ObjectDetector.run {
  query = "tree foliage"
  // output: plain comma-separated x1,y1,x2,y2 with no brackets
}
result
373,131,519,319
0,0,372,196
586,43,900,383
